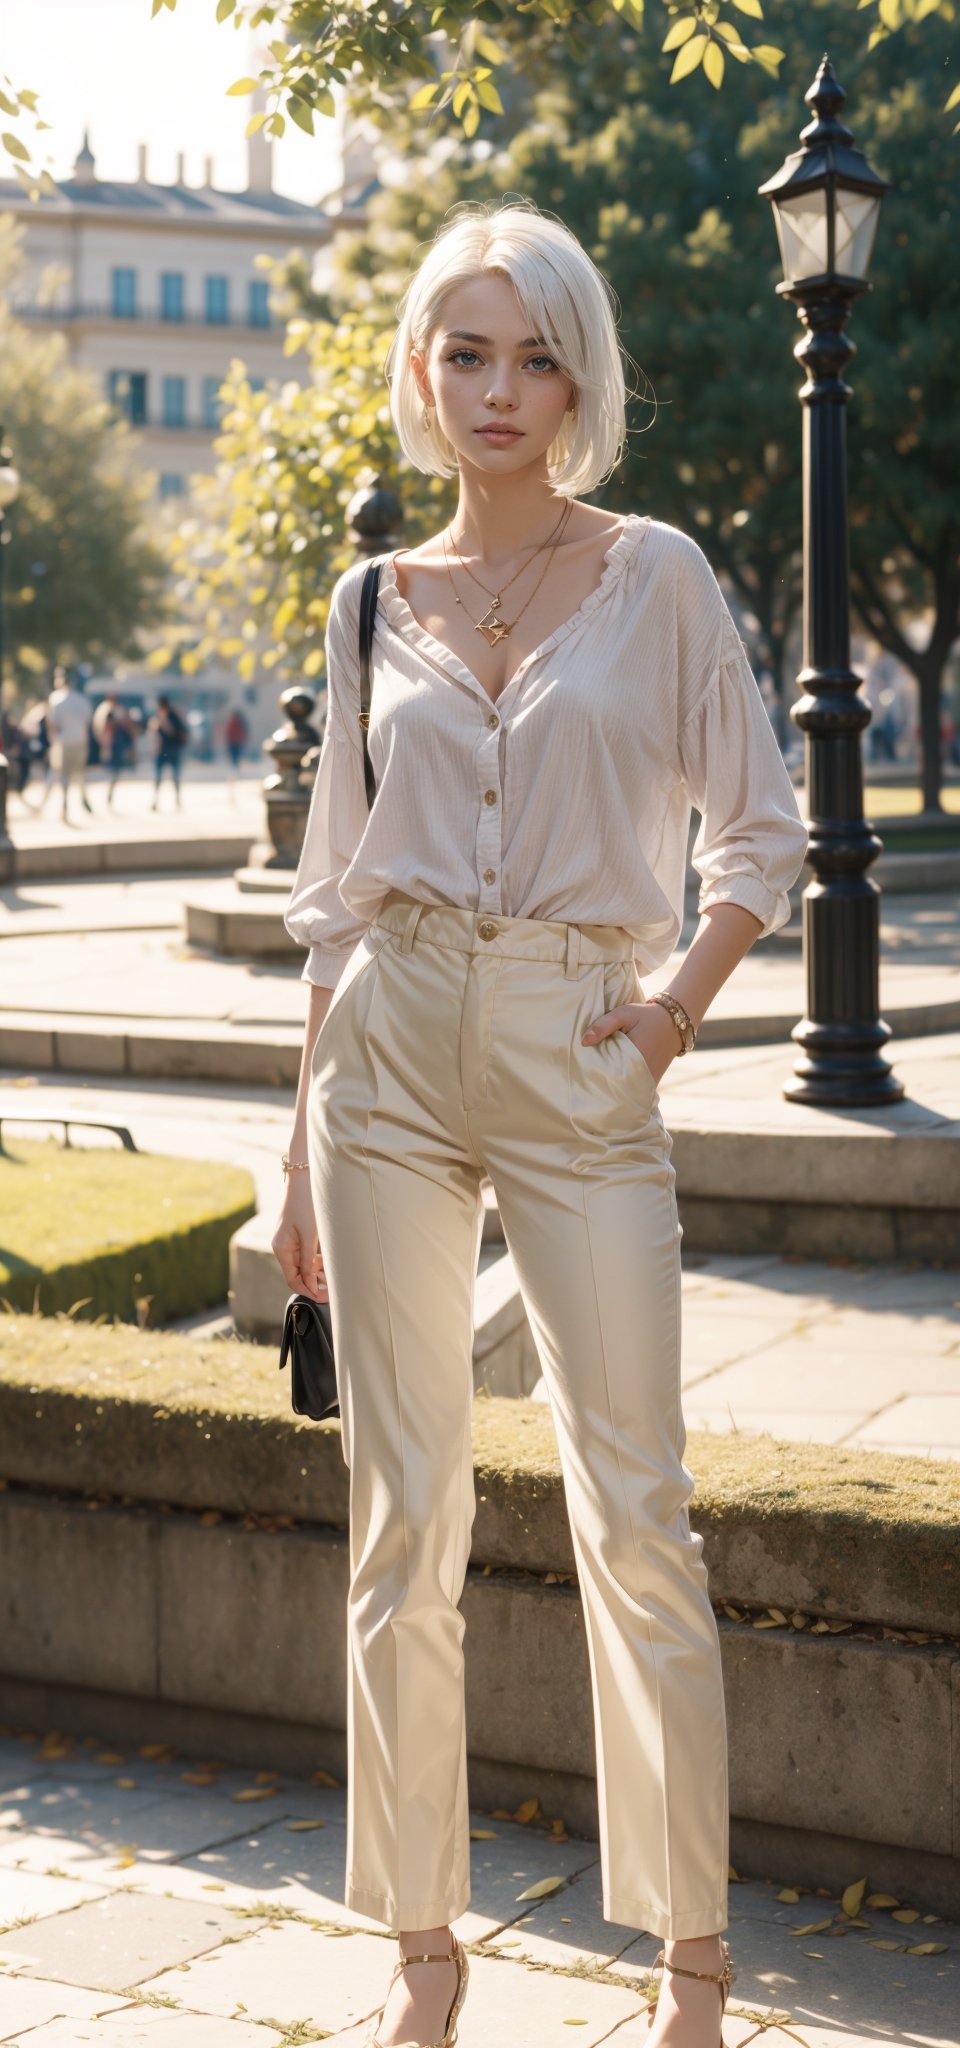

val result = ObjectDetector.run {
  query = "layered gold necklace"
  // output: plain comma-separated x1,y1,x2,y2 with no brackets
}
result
442,499,574,645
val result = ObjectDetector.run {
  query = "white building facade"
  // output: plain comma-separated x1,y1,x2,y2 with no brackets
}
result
0,128,343,501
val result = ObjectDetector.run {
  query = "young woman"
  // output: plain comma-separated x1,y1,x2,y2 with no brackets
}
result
275,200,809,2048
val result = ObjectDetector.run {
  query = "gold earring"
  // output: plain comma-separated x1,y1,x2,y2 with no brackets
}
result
422,400,432,430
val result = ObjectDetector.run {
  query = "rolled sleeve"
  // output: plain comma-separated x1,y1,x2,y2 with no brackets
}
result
284,572,372,988
677,608,809,939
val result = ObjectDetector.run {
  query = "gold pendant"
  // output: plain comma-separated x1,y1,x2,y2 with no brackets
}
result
475,597,511,645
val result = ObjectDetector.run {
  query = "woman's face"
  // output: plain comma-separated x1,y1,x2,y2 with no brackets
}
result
411,271,576,476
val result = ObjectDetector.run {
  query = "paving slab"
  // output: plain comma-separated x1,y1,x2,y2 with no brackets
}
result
3,2012,284,2048
0,1887,250,1990
0,1978,121,2040
0,1864,108,1928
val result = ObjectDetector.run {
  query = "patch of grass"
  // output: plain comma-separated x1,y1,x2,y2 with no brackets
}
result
0,1138,256,1323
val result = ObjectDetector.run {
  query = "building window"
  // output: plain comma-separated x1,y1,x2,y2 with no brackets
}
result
205,275,229,324
248,279,270,327
202,376,224,430
111,267,137,318
160,272,184,320
162,375,186,428
158,473,186,500
107,369,147,425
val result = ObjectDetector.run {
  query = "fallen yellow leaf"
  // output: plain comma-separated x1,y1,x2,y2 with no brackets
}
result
287,1820,325,1832
866,1893,899,1908
891,1909,920,1923
111,1856,137,1870
802,1952,823,1960
200,1511,221,1527
115,1778,138,1791
256,1771,280,1784
866,1940,904,1951
766,1609,788,1625
922,1914,940,1925
906,1943,948,1956
312,1769,340,1788
514,1798,541,1824
181,1772,216,1787
841,1878,867,1917
140,1744,173,1760
752,1617,781,1628
723,1605,745,1622
231,1787,279,1803
470,1829,498,1840
516,1876,567,1901
202,1882,225,1891
845,1919,871,1929
562,2020,588,2026
791,1921,833,1936
777,1889,800,1904
95,1752,124,1765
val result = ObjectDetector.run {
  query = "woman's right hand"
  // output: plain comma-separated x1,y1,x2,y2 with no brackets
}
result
271,1173,329,1302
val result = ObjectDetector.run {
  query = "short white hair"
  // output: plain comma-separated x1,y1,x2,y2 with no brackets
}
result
384,197,629,496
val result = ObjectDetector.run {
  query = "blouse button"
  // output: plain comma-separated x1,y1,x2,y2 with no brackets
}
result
483,788,498,805
483,868,496,884
486,712,499,729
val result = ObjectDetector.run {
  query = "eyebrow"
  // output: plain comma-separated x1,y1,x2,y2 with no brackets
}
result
443,330,552,349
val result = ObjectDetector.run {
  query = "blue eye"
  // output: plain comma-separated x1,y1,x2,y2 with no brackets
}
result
446,349,558,374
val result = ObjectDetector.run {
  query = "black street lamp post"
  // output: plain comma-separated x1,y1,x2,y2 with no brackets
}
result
758,56,902,1106
0,427,21,874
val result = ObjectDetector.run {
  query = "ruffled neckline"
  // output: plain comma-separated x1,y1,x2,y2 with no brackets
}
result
375,511,651,706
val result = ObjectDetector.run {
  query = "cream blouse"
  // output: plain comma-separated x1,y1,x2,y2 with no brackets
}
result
285,513,809,989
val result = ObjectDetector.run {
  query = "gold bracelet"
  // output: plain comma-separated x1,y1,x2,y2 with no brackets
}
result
647,991,697,1055
282,1153,310,1177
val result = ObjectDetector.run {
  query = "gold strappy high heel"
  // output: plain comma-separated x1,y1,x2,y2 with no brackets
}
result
647,1939,735,2044
368,1934,470,2048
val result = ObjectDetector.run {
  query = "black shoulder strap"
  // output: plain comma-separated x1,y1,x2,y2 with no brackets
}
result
358,556,386,810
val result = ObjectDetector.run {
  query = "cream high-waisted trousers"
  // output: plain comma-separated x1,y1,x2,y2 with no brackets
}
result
308,888,729,1942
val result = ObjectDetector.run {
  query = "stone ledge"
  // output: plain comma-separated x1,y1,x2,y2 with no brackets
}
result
1,1319,958,1635
1,1490,957,1913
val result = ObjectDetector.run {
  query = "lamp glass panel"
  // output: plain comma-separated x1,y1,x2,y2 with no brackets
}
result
835,188,881,280
772,190,829,281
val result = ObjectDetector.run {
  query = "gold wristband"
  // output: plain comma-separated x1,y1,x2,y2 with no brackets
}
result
282,1153,310,1177
647,991,696,1055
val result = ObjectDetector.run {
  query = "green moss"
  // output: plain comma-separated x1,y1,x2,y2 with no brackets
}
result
0,1140,256,1323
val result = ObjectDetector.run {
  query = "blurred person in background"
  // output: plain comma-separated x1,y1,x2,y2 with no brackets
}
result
149,693,189,810
224,704,250,797
92,690,137,808
42,665,93,821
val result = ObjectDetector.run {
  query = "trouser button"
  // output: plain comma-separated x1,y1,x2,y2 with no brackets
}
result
478,919,498,940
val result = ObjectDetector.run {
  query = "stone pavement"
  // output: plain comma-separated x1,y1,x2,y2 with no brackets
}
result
3,879,960,1051
0,1730,955,2048
5,775,264,881
0,1069,958,1458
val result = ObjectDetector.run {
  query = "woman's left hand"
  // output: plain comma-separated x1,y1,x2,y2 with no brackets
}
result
581,998,682,1087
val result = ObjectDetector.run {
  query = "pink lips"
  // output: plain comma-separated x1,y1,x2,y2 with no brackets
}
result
476,426,522,439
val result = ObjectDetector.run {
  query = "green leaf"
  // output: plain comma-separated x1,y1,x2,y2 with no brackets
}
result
670,33,708,81
287,96,314,136
1,131,30,162
662,16,698,50
216,0,236,17
266,113,285,137
226,77,259,97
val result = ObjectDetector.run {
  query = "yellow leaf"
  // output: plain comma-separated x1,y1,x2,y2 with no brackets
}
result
867,1939,905,1951
202,1881,226,1891
140,1744,173,1760
670,33,707,81
729,0,763,13
723,1605,745,1622
791,1921,833,1935
891,1909,920,1923
227,77,259,96
470,1829,499,1839
514,1798,541,1823
906,1942,948,1955
516,1876,567,1901
95,1752,125,1765
409,82,440,110
562,2022,588,2027
703,42,724,88
766,1609,788,1626
287,1820,325,1832
111,1856,137,1870
752,1617,781,1628
866,1893,899,1907
777,1889,800,1903
115,1778,138,1791
313,1769,340,1787
841,1878,867,1917
181,1772,216,1786
922,1915,940,1925
662,15,698,51
231,1786,278,1802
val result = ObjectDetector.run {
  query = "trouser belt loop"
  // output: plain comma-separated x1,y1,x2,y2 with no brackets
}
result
565,923,582,980
398,901,425,953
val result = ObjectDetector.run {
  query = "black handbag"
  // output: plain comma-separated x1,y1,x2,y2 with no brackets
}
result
278,554,387,1421
279,1290,339,1421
